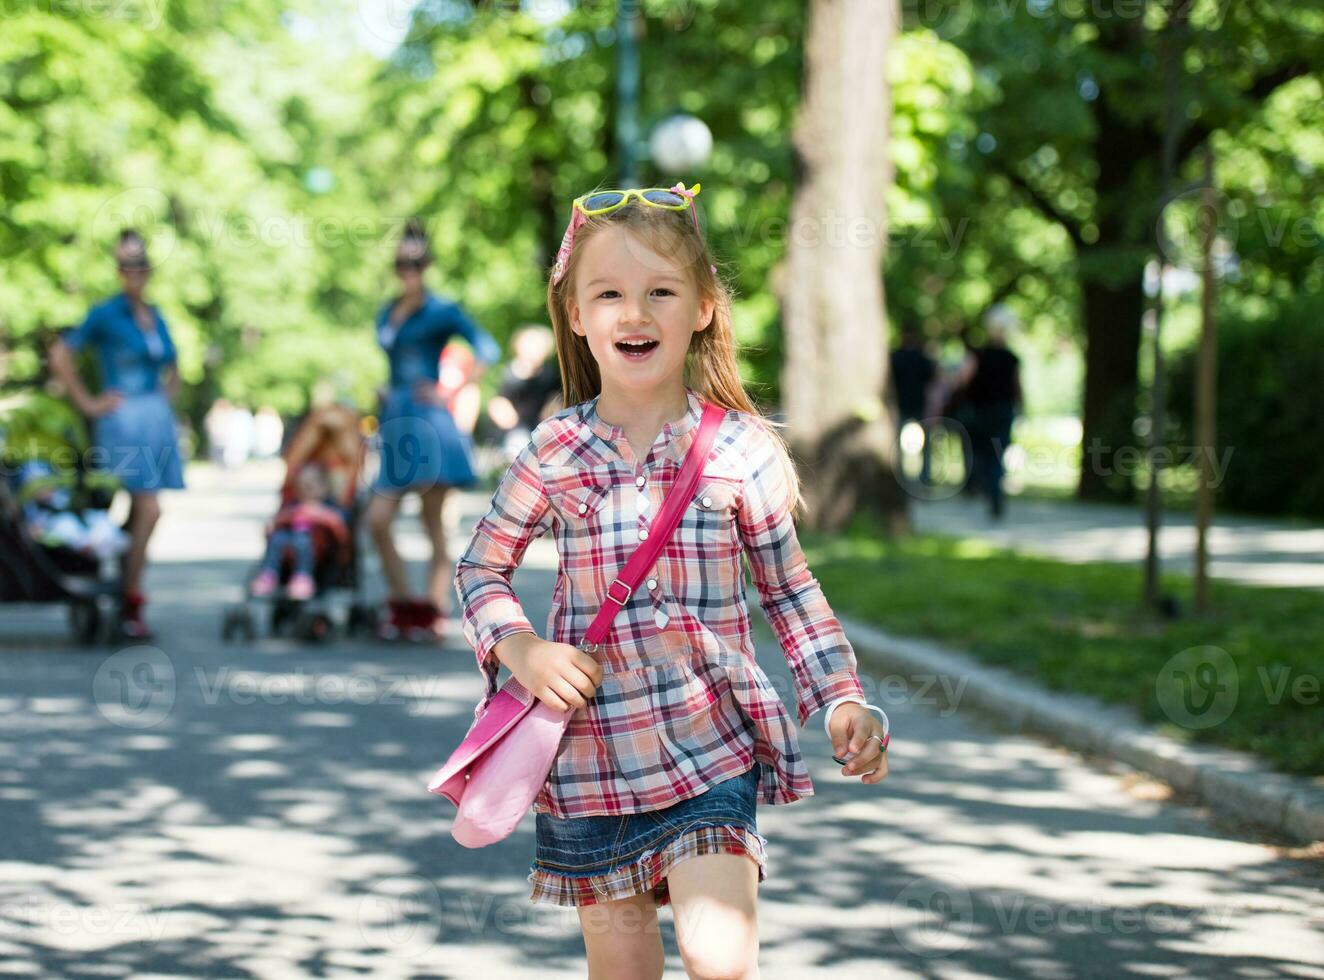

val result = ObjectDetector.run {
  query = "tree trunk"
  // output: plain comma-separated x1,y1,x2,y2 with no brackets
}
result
779,0,907,534
1078,271,1144,502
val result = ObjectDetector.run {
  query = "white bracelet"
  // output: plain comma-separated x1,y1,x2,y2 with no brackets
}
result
823,697,891,741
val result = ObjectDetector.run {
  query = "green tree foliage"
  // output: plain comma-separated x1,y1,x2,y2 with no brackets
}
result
3,0,1319,519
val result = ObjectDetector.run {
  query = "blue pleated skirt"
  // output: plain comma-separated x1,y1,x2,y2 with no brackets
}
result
372,388,478,493
92,392,186,492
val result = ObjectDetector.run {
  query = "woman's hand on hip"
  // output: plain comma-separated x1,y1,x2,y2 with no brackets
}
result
411,380,443,406
829,703,890,785
83,390,124,418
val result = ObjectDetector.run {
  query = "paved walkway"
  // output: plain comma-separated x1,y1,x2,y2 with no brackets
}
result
911,493,1324,589
0,461,1319,978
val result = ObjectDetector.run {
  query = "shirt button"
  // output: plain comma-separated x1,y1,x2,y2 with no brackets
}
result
578,502,588,515
637,528,648,541
701,495,713,508
635,475,646,488
647,578,658,590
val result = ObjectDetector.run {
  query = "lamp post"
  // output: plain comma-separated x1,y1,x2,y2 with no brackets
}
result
615,3,712,184
615,1,642,185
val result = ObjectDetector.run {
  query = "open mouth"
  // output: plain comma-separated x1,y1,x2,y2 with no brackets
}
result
615,339,660,359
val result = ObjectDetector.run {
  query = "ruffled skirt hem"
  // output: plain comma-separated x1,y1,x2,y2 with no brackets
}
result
527,824,768,908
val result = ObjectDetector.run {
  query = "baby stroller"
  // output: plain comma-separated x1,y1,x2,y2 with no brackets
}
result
220,403,377,644
0,393,126,646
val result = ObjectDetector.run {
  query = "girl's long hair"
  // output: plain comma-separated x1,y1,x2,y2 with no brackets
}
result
546,201,805,518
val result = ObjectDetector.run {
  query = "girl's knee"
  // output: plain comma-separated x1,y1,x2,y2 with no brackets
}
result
675,929,758,980
669,855,760,980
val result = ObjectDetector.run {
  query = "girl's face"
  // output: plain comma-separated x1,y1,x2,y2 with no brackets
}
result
567,225,714,395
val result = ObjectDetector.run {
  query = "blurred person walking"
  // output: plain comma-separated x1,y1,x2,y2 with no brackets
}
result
47,229,186,639
486,323,561,462
204,398,233,467
365,219,501,641
966,307,1023,518
889,324,937,486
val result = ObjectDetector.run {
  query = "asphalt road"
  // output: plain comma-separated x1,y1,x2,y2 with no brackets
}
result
0,460,1320,978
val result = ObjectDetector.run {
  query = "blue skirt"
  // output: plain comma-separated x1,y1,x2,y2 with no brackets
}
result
528,764,768,907
373,388,478,493
92,392,186,493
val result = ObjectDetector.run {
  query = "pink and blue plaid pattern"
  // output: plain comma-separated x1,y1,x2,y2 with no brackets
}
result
454,386,865,818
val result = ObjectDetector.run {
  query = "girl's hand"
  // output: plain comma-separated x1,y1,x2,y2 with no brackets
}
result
495,633,603,713
828,703,890,785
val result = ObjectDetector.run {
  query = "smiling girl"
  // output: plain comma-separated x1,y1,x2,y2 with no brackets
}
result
453,183,891,980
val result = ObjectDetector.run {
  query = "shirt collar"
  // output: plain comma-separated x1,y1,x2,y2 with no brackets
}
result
583,386,703,445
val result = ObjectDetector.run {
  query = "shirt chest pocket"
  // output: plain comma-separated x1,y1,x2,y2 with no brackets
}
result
685,473,743,557
543,467,616,531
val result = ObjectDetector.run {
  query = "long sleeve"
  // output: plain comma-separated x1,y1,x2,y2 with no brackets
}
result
447,301,502,367
736,422,864,726
454,439,553,702
61,304,105,354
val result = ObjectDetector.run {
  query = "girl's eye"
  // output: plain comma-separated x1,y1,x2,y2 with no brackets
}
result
652,288,675,297
597,290,620,300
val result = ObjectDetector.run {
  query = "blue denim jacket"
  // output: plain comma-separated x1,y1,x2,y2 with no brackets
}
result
63,294,177,397
376,290,500,391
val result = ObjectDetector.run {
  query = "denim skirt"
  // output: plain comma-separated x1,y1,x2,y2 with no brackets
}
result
372,388,478,493
93,392,185,493
527,764,768,908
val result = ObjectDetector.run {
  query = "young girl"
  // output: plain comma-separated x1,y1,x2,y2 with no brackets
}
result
454,183,890,980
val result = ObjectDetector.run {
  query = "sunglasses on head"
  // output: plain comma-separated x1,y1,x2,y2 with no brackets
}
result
575,187,695,214
552,182,714,285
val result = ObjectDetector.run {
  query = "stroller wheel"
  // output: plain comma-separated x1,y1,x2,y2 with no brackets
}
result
295,610,332,644
221,605,257,644
347,603,378,637
69,601,102,647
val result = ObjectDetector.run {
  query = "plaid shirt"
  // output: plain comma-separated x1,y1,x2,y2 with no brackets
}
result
454,386,865,818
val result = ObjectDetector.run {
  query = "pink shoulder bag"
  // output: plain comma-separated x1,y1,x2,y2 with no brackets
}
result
428,400,727,848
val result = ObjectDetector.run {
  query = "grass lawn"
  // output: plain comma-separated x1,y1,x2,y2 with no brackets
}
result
802,517,1324,779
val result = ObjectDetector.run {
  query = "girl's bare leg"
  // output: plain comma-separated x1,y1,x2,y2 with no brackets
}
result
364,492,409,599
577,890,665,980
418,485,452,613
668,853,760,980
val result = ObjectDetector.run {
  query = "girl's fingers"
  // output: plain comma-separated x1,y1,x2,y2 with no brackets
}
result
539,688,570,712
551,677,586,710
862,755,890,784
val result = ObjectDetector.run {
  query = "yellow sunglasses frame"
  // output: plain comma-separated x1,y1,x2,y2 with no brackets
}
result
572,184,702,217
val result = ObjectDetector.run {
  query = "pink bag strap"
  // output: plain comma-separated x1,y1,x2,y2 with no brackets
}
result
581,400,726,653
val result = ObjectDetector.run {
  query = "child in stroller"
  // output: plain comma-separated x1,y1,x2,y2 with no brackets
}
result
249,463,348,601
18,459,129,562
0,392,127,645
222,402,375,643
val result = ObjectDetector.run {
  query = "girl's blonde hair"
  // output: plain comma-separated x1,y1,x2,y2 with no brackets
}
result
545,201,805,518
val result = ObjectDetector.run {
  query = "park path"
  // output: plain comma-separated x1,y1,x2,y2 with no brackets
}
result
0,460,1319,978
911,492,1324,589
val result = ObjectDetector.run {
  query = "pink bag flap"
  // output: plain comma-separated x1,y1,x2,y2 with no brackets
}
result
426,676,545,805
